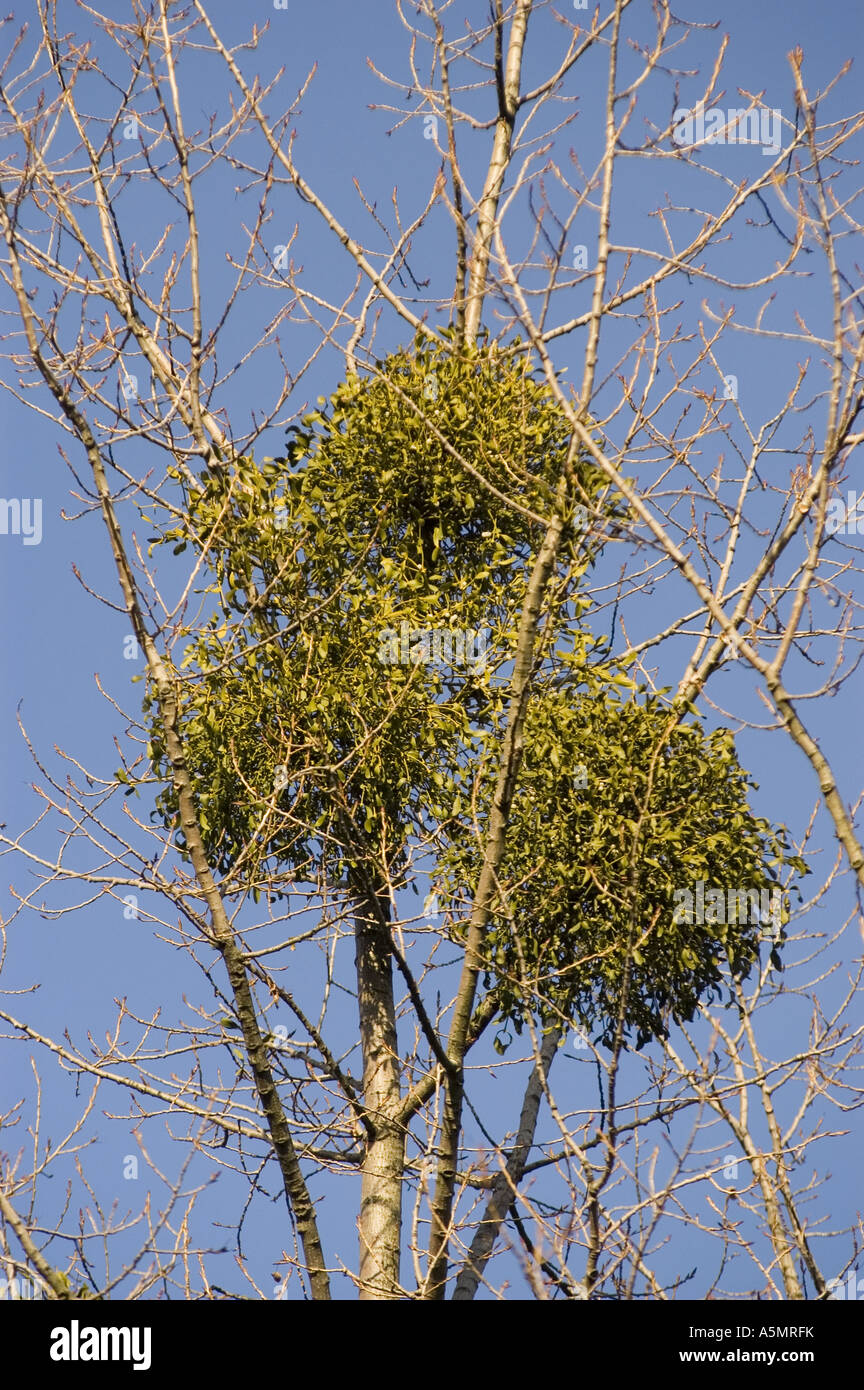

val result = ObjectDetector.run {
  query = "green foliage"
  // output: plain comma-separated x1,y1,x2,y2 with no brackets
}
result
441,690,807,1049
146,334,611,878
143,331,806,1051
276,329,606,617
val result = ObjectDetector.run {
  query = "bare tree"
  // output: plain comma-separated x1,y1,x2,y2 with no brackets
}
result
0,0,861,1303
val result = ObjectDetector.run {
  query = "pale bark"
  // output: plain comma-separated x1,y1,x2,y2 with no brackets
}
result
352,875,405,1299
463,0,533,347
425,492,571,1297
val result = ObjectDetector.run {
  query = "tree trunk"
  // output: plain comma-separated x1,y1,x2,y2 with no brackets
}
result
352,873,404,1298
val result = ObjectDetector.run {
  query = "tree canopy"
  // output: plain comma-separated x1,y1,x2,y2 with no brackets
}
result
146,339,805,1051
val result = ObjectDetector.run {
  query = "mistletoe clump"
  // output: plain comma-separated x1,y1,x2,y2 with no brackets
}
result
441,690,807,1050
144,334,615,879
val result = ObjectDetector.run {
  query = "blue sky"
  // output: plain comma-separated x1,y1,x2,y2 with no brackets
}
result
1,0,862,1300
